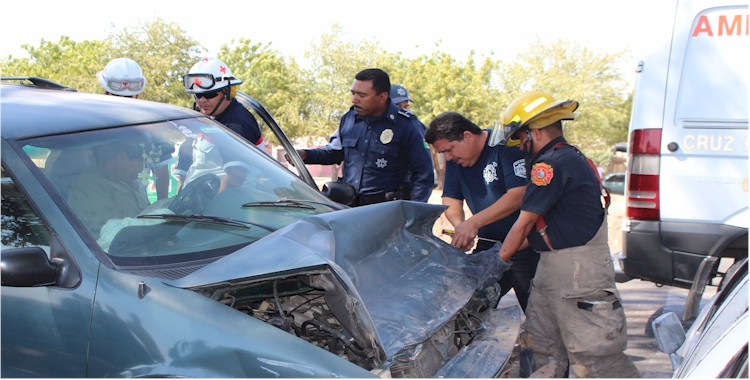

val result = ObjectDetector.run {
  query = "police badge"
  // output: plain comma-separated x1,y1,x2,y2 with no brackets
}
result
380,129,394,144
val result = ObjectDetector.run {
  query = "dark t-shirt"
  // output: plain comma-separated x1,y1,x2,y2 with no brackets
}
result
215,98,264,146
442,131,527,242
522,137,605,251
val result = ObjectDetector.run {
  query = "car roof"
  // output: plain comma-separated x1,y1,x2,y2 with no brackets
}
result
0,82,202,140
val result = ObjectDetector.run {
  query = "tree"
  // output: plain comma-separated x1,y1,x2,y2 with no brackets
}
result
218,38,307,144
1,19,201,108
1,36,109,92
107,18,202,107
496,38,631,165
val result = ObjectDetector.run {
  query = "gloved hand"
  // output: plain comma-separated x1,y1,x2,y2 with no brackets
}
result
461,242,512,289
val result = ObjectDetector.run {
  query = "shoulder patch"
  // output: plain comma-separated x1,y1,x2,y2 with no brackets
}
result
530,162,554,186
513,159,526,178
398,109,415,118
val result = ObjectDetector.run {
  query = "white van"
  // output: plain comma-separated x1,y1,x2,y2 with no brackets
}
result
621,0,748,307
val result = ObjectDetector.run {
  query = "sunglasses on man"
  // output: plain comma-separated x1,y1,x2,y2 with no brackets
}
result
194,90,222,100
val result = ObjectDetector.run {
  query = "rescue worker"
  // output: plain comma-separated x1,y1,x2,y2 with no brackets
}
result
97,57,146,98
425,111,538,311
492,92,639,378
297,68,434,206
96,58,172,200
176,58,266,191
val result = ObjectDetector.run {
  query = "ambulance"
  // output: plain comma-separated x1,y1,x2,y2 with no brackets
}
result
621,0,749,306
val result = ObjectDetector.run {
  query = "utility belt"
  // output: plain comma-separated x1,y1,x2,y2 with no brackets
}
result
356,187,410,206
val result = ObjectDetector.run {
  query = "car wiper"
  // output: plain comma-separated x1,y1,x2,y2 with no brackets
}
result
137,213,277,232
242,198,336,210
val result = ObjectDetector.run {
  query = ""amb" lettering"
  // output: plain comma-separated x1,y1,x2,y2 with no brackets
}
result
692,14,750,36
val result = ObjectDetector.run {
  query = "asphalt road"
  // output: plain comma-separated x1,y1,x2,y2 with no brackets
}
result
619,278,714,378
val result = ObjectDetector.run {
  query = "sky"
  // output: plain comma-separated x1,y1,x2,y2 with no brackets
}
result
1,0,678,84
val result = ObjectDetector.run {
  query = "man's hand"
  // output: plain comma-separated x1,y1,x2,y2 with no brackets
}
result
285,149,307,167
451,219,480,251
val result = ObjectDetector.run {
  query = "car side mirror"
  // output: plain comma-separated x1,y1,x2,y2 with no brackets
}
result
1,247,57,287
651,311,686,370
321,181,357,207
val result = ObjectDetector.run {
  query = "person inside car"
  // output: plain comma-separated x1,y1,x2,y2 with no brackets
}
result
97,57,173,200
67,138,152,238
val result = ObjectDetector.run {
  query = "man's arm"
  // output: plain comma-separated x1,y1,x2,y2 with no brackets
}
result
452,186,525,250
499,210,540,262
442,196,476,250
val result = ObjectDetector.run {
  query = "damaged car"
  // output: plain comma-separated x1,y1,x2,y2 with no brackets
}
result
1,77,521,378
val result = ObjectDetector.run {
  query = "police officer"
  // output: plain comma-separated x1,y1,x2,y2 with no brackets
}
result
492,92,639,378
425,111,538,312
297,68,434,206
390,84,413,110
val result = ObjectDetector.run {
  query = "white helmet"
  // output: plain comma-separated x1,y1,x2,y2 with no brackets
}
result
183,58,242,93
96,58,146,96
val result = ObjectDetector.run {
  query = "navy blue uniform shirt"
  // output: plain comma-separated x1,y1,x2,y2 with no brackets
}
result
522,136,605,251
304,102,434,202
443,130,527,241
215,98,264,146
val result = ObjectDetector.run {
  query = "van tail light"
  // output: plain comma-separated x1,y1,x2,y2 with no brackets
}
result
627,129,661,220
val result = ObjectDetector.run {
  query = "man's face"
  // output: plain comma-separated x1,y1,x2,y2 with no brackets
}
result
194,89,228,116
517,128,535,153
112,149,145,182
351,80,388,116
396,100,410,109
432,132,480,167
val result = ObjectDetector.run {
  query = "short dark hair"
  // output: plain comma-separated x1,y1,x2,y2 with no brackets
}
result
425,112,483,144
355,68,391,95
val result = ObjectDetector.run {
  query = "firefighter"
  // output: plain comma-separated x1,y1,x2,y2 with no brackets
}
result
491,92,639,378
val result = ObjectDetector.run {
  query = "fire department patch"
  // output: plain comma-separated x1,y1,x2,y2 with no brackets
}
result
530,162,554,186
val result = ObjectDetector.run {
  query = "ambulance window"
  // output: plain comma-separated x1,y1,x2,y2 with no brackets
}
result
676,6,749,125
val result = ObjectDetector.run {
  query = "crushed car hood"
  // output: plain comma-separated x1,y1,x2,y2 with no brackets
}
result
169,201,506,358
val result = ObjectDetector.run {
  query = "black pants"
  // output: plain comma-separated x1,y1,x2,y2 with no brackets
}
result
475,241,539,312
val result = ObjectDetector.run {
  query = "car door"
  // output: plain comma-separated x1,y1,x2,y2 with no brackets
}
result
235,92,317,189
1,144,99,377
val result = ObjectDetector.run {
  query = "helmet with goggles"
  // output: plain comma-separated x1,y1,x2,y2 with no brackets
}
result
183,58,242,94
489,91,578,147
97,58,146,97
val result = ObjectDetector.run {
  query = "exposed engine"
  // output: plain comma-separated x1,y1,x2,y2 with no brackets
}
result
201,271,498,377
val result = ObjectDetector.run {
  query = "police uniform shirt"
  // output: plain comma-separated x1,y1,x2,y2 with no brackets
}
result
304,102,434,202
522,136,605,251
215,98,264,146
442,131,528,246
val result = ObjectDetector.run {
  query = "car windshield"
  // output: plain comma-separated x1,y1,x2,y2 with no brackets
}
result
19,117,335,266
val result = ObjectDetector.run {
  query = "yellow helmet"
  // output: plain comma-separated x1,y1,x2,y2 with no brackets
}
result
489,91,579,147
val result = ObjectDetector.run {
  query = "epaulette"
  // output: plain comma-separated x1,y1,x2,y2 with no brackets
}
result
398,109,415,118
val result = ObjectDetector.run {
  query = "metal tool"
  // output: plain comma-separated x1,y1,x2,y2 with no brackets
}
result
442,229,500,243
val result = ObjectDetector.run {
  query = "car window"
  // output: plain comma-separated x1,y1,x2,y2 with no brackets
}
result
18,117,336,267
1,165,52,252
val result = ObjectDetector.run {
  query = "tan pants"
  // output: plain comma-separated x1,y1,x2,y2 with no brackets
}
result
523,219,640,378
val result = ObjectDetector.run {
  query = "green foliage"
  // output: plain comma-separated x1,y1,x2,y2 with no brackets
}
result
1,18,200,108
497,38,631,165
106,18,201,107
1,21,632,168
1,36,109,91
218,38,307,144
